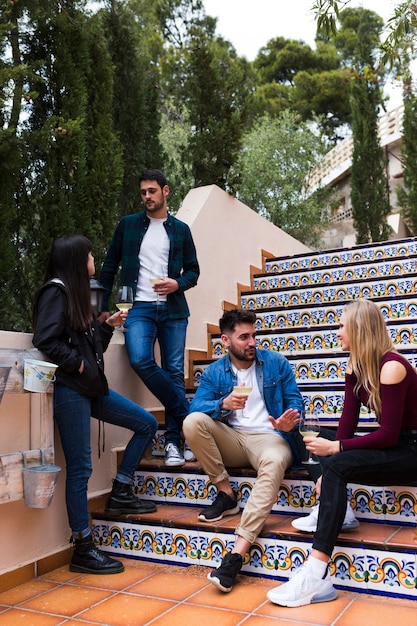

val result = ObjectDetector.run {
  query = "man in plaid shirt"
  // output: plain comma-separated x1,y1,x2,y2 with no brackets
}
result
99,170,200,466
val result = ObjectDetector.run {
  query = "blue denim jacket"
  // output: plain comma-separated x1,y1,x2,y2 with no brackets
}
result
190,348,304,467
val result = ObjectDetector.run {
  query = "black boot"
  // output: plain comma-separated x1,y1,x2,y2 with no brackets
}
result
70,534,124,574
104,479,157,515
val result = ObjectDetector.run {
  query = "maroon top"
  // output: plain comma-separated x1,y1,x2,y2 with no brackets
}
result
337,351,417,450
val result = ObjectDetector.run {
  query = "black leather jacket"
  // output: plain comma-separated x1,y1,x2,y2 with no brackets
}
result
33,281,113,398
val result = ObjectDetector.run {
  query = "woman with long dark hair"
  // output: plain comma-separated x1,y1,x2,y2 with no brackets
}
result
267,298,417,607
33,235,158,575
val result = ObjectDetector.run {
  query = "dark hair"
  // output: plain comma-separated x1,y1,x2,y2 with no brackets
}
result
219,309,257,334
38,235,94,331
139,169,168,189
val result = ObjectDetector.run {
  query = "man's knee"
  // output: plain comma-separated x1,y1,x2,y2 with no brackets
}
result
183,411,208,438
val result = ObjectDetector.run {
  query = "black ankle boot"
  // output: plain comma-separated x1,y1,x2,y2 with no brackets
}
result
70,534,124,574
104,479,157,515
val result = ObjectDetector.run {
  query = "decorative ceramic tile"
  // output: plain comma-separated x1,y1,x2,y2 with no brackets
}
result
253,300,417,330
330,545,369,593
383,484,417,526
255,259,417,292
365,548,417,599
241,277,417,310
265,239,417,273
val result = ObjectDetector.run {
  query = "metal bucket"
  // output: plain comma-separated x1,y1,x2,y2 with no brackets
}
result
23,359,58,393
22,450,61,508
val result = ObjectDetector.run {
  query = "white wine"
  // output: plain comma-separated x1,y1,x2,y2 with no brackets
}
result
149,277,163,284
116,303,133,312
233,386,253,395
299,429,319,438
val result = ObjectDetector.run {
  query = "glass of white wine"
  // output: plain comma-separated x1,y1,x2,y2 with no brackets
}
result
233,382,253,418
299,410,320,465
149,264,166,305
115,285,133,331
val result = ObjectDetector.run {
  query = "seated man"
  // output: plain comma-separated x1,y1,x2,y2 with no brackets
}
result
183,308,303,593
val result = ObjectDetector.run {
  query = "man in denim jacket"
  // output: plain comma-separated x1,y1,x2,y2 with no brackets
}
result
183,309,303,593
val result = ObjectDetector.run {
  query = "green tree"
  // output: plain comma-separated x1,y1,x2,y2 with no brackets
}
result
397,73,417,232
340,8,391,243
164,16,253,189
229,111,332,247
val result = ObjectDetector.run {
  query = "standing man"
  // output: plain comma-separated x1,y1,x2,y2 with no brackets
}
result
99,169,199,466
183,309,303,593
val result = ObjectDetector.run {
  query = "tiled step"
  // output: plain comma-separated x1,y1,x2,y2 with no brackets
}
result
240,274,417,310
264,237,417,273
253,295,417,330
209,319,417,358
253,257,417,291
91,463,417,600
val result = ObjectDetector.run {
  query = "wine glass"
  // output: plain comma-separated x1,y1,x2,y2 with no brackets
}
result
115,285,133,331
149,264,166,305
233,381,253,418
299,410,320,465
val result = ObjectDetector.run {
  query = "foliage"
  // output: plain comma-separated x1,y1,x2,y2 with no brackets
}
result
229,111,332,247
397,79,417,232
342,8,391,243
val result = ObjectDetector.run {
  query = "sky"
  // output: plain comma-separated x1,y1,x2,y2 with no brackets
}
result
203,0,403,108
203,0,398,60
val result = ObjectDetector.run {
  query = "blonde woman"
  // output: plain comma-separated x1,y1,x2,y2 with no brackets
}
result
268,298,417,607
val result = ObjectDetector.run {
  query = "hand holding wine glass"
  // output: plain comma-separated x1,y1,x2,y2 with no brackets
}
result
149,264,166,304
233,379,253,418
115,285,133,331
299,410,320,465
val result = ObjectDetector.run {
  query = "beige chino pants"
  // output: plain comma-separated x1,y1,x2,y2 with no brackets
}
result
183,412,292,544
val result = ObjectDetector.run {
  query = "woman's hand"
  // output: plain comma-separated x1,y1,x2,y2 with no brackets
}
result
268,409,301,433
303,436,339,456
105,310,128,328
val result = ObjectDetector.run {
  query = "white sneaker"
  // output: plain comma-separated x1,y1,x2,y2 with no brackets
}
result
291,502,359,533
165,443,185,467
267,565,337,607
183,441,196,462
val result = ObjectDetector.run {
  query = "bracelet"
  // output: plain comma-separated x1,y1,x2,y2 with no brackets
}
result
339,440,343,453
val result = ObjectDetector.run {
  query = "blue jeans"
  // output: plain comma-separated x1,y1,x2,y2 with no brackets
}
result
124,301,190,447
54,383,158,533
313,437,417,557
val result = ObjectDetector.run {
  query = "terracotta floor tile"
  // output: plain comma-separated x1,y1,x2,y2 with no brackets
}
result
191,577,271,612
72,565,153,591
0,579,58,606
0,608,63,625
127,569,210,600
336,597,417,626
40,565,84,583
149,603,246,626
20,585,112,617
386,525,417,547
79,592,174,626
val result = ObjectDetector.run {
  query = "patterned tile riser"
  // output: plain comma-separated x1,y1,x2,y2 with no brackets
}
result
241,277,417,310
264,239,417,273
92,519,417,600
254,259,417,291
131,469,417,527
253,300,417,330
194,352,417,388
210,323,417,357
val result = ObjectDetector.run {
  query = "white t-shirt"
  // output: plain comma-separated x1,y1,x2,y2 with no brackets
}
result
135,217,170,302
228,362,276,433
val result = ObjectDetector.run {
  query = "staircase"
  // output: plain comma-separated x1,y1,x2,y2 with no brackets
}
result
92,237,417,601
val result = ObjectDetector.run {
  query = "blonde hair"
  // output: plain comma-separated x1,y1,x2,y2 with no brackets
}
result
343,299,394,419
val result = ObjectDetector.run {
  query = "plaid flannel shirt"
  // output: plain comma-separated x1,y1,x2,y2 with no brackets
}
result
100,211,199,319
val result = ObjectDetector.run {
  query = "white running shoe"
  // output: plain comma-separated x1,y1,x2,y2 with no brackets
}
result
292,502,359,533
183,441,196,462
267,565,337,607
165,443,185,467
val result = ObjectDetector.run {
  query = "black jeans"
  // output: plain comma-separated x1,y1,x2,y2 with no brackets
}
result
313,436,417,557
